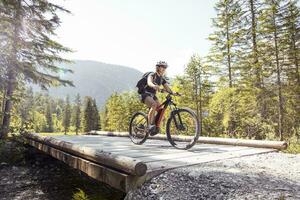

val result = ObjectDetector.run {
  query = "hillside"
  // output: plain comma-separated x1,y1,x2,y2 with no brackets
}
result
34,60,143,107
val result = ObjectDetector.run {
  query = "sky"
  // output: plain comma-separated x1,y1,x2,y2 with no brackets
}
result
52,0,218,77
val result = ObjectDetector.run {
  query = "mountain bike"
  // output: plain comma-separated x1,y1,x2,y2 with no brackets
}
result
129,89,200,150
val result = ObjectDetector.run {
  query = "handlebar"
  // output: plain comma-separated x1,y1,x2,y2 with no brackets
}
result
159,88,182,96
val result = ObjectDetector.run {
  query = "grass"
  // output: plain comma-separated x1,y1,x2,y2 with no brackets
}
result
72,189,91,200
284,142,300,154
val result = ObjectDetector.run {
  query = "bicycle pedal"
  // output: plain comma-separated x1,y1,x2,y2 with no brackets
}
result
149,127,160,136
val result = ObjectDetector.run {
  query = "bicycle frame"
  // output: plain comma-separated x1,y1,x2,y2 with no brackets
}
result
154,94,183,129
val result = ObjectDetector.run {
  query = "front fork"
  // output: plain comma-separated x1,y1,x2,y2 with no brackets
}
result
171,107,185,131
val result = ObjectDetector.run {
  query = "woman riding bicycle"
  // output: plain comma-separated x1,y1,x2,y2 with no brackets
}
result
131,61,199,149
140,61,176,135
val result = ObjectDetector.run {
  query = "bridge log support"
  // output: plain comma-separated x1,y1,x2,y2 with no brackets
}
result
89,131,288,150
23,133,152,192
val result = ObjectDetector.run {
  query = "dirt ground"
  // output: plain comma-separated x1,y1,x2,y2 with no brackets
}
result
125,152,300,200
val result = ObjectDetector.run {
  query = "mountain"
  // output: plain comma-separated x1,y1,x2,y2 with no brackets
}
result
33,60,143,107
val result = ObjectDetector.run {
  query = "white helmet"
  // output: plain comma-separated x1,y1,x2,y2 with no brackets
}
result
156,61,168,68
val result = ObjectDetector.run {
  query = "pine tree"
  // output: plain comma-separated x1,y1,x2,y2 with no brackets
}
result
45,100,53,132
92,99,100,131
283,0,300,85
19,87,34,128
235,0,269,122
174,55,215,136
208,0,243,87
62,96,71,135
280,0,300,138
185,55,202,119
72,93,81,135
104,93,124,131
259,0,286,140
0,0,73,139
83,96,94,132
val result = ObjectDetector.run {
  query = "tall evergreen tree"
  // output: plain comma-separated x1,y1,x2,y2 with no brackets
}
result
45,100,53,132
72,93,81,135
92,99,100,131
283,0,300,85
0,0,73,139
259,0,286,140
62,96,71,135
236,0,269,121
279,0,300,138
208,0,243,87
208,0,244,134
176,55,215,135
83,96,94,132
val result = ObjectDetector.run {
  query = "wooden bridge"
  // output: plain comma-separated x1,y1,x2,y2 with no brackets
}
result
22,132,287,193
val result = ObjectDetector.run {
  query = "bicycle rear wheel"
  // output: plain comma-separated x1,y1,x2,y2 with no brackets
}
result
166,108,200,150
129,112,149,145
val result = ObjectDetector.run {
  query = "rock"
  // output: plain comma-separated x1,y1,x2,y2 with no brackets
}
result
0,162,8,167
150,184,156,190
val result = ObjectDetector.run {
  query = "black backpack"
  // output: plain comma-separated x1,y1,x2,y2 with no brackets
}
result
136,72,153,94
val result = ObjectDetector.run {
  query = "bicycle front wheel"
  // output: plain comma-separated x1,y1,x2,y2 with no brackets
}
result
129,112,149,145
166,108,200,150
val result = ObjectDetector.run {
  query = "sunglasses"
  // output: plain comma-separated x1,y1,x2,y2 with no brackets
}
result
157,65,167,69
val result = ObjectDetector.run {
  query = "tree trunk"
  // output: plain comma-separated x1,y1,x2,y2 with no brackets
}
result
249,0,267,124
198,72,203,135
250,0,261,88
226,21,232,88
272,7,284,141
0,71,17,139
0,0,21,139
292,35,300,85
290,17,300,134
194,77,200,119
0,87,6,124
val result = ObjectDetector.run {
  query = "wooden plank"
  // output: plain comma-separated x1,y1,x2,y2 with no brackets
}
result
132,146,256,163
146,147,277,172
132,151,210,163
52,135,250,152
26,139,172,193
27,140,131,192
52,135,257,160
23,133,147,176
121,144,246,153
88,131,288,150
106,145,250,160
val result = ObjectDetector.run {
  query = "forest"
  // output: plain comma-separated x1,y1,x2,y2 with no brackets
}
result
0,0,299,154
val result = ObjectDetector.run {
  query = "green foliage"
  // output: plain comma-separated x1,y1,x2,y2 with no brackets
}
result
0,0,73,138
286,142,300,154
83,97,100,133
72,188,90,200
8,92,89,134
284,135,300,154
102,91,146,131
45,101,54,132
62,96,71,134
203,0,300,142
72,94,82,134
208,0,243,87
1,0,299,156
